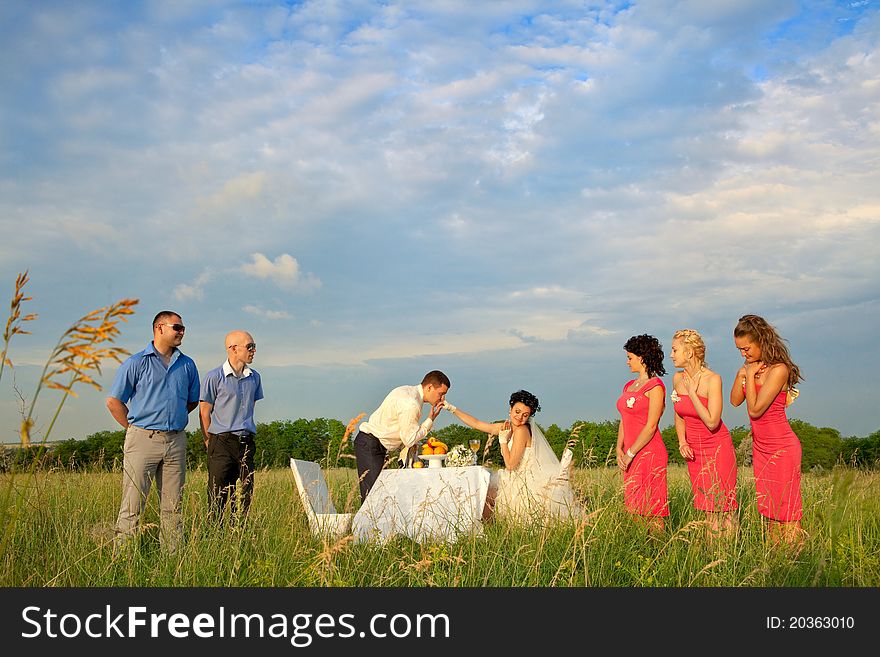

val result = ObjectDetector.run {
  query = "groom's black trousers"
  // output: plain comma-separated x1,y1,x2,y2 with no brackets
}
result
354,431,387,502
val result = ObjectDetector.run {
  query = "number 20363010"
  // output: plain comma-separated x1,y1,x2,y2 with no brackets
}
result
766,616,855,629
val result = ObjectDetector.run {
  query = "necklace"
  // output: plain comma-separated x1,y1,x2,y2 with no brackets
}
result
685,366,703,389
630,377,649,390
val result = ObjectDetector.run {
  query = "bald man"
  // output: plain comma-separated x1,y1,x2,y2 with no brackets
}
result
199,331,263,520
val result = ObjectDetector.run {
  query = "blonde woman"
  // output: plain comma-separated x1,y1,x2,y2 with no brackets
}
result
670,329,738,538
731,314,804,545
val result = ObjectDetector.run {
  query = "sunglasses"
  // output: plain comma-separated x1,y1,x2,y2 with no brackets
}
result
229,343,257,351
159,323,186,332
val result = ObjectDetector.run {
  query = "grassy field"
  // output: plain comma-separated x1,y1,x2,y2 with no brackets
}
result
1,464,878,587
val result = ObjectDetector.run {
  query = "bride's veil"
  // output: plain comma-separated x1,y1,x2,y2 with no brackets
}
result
527,419,579,518
528,419,561,477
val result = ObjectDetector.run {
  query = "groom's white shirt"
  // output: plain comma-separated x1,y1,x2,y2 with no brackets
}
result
359,384,434,451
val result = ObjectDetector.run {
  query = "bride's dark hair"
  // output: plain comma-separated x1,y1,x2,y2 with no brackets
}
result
509,389,541,414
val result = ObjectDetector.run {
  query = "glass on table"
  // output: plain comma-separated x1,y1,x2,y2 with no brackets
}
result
468,438,481,454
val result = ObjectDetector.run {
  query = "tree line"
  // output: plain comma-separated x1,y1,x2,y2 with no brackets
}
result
1,417,878,473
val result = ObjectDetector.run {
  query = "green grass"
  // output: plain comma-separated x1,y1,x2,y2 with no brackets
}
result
1,464,878,587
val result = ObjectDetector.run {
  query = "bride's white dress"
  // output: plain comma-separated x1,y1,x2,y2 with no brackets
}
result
490,419,581,523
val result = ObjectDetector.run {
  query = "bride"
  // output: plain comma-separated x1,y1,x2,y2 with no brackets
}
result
442,390,580,523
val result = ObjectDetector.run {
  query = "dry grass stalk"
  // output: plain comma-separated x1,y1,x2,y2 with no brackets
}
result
329,411,366,467
21,297,139,446
687,558,726,586
1,271,37,384
481,431,495,464
343,412,366,441
311,534,354,585
315,533,354,568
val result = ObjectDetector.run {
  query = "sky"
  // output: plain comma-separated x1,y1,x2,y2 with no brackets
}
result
1,0,878,445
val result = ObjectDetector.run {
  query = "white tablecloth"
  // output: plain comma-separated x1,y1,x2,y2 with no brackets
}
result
352,466,491,544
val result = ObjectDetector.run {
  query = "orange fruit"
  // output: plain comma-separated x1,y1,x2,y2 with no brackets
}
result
433,445,447,455
421,444,433,455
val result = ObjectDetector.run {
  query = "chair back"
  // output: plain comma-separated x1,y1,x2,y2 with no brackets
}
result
290,458,337,516
557,448,573,481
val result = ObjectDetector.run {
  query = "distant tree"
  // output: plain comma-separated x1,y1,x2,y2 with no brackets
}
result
54,430,125,470
255,419,304,468
53,437,86,469
186,430,206,470
432,423,482,448
320,418,349,469
791,419,843,470
251,418,346,468
255,419,288,467
543,423,569,457
660,425,679,464
729,425,751,450
564,420,619,468
730,425,753,467
9,416,879,472
838,429,880,469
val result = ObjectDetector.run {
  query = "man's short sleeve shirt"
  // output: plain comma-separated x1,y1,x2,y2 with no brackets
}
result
108,342,200,431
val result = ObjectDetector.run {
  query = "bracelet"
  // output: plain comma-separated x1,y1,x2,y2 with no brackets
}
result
626,448,636,458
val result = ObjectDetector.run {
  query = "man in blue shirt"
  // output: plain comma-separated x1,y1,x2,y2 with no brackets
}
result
199,330,263,520
106,310,199,552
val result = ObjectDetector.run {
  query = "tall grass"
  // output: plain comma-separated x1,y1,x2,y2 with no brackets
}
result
1,464,877,587
1,272,137,569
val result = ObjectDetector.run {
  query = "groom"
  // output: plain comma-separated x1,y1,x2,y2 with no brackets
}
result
353,370,450,502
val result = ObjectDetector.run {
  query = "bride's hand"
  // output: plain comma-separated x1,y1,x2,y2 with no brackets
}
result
498,420,512,446
441,400,457,413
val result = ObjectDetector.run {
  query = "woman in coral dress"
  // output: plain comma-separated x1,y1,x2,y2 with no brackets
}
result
616,334,668,529
730,314,804,545
670,329,738,538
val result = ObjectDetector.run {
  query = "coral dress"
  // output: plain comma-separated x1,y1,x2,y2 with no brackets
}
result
616,378,668,517
749,385,803,522
673,394,738,512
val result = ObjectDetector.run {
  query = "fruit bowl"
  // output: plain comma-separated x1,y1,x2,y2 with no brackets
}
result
418,454,447,469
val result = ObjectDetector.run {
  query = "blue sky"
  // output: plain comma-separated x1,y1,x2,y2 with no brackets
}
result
2,0,878,443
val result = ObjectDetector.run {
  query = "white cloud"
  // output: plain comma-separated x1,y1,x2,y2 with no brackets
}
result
243,304,291,320
197,172,267,210
239,253,321,292
173,270,212,301
507,286,582,302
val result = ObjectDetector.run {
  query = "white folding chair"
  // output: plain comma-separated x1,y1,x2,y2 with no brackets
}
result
557,448,574,481
289,458,353,540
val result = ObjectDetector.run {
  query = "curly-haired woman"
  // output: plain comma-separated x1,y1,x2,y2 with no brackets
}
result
730,314,804,546
443,390,580,523
616,334,668,530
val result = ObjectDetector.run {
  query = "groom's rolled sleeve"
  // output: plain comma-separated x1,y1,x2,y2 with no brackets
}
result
399,403,432,448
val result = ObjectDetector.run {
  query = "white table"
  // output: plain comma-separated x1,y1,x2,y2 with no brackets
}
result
352,465,491,544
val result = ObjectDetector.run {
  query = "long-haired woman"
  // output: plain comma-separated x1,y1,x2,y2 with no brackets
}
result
730,314,804,545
